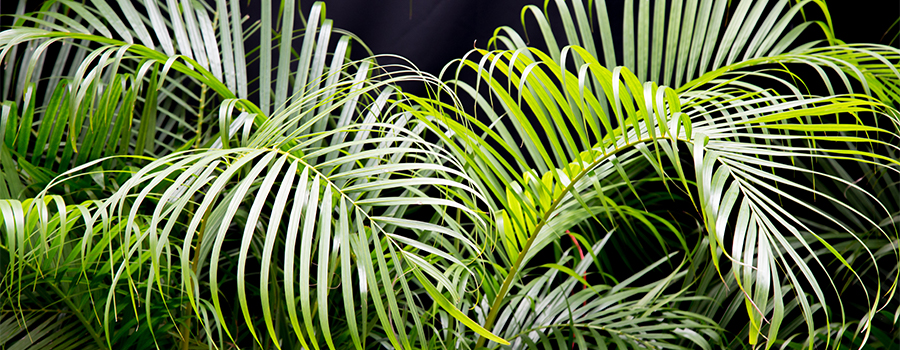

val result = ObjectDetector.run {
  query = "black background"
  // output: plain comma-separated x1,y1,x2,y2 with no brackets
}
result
3,0,898,87
290,0,898,81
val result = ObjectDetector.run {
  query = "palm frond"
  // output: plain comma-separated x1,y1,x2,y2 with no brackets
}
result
0,0,507,348
439,1,900,347
2,0,899,349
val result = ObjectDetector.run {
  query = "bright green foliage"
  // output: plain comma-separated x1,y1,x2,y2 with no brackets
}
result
0,0,898,349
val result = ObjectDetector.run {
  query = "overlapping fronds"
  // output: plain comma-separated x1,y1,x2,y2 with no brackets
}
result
437,1,900,348
0,0,505,348
1,0,898,349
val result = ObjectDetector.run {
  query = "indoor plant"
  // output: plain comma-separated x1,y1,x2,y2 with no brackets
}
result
0,0,898,349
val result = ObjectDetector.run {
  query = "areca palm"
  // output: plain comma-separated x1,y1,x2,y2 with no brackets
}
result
442,1,900,348
0,0,898,349
1,1,496,348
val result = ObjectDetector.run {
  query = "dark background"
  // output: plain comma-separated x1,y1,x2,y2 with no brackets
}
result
3,0,897,86
292,0,898,81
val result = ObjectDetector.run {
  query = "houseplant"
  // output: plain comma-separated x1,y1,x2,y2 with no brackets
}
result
0,0,897,349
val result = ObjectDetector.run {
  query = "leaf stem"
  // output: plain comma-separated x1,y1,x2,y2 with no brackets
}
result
46,282,106,348
474,136,688,348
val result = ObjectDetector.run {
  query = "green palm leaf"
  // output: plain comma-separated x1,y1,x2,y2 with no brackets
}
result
1,0,898,349
439,1,900,348
1,0,505,348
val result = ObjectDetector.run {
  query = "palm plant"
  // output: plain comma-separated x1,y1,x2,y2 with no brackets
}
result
0,0,898,349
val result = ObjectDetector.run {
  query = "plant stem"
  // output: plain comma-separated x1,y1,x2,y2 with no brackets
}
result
474,137,684,348
182,203,210,350
46,283,106,348
473,163,586,348
196,84,207,148
473,221,543,349
180,316,191,350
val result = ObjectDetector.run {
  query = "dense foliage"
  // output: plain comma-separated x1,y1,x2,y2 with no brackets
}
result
0,0,898,349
